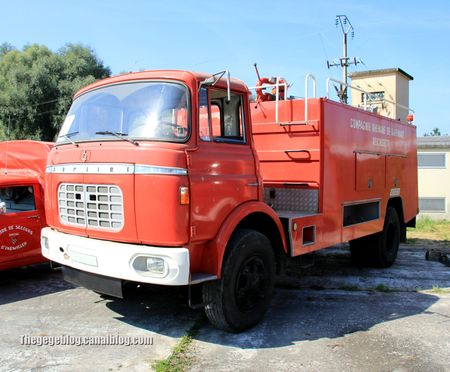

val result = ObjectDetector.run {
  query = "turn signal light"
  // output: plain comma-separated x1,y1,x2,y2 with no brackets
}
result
180,186,189,205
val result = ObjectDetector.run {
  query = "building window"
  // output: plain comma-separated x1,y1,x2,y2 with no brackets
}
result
419,197,446,213
361,91,385,103
417,153,446,168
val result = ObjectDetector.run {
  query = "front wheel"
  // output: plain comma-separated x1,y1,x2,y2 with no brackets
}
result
203,229,275,332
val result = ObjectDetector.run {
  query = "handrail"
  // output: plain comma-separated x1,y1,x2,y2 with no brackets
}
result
248,73,318,125
325,77,415,118
248,79,288,124
304,74,316,124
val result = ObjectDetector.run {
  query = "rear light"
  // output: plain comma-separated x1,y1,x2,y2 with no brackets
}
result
179,186,189,205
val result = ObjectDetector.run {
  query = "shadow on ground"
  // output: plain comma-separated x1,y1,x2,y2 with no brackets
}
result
406,238,450,251
103,244,446,348
0,264,74,305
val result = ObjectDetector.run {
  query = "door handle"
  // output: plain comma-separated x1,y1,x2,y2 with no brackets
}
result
27,215,40,220
284,149,311,154
247,182,259,187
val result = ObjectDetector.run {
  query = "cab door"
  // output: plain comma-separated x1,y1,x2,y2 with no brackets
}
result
0,183,44,268
188,87,259,243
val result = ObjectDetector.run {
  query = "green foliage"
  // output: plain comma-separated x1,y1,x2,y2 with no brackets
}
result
374,284,395,293
415,217,450,232
0,43,110,141
430,286,450,294
152,315,205,372
413,218,450,240
424,127,447,136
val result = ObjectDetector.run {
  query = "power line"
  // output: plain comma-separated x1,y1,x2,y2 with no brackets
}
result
327,15,361,104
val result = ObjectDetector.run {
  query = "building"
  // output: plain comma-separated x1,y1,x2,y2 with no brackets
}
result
349,68,414,122
417,136,450,220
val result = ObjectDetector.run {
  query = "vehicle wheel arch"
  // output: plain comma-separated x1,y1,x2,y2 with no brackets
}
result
205,201,287,278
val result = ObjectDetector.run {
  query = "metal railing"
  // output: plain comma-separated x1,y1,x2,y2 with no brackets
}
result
248,74,414,125
325,77,415,120
248,79,288,124
302,74,316,125
248,73,317,125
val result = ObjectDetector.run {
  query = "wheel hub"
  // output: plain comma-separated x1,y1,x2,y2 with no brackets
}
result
235,256,266,311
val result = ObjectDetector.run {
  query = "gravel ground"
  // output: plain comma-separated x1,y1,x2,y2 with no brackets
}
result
1,243,449,371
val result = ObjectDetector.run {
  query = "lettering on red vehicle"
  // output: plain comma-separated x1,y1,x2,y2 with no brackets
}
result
0,225,33,251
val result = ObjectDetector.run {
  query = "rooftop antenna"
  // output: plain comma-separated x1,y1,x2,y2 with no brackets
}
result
327,15,360,104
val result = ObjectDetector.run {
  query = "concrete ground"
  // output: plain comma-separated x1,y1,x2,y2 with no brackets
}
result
1,243,449,371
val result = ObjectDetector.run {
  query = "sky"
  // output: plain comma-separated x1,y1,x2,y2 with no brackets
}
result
1,0,449,135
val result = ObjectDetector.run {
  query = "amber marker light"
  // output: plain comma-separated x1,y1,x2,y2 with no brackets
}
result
180,186,190,205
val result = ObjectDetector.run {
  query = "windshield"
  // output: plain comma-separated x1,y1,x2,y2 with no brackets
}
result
57,81,190,144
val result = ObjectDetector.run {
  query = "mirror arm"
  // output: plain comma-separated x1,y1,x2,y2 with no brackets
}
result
199,70,231,103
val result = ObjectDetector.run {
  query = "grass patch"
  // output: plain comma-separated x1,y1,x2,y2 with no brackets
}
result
374,284,395,293
153,315,205,372
430,286,450,294
415,218,450,232
407,218,450,243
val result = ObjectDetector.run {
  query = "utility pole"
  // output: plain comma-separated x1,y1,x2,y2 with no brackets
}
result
327,15,360,104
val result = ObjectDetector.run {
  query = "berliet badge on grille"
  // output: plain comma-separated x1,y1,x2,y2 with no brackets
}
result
81,150,89,162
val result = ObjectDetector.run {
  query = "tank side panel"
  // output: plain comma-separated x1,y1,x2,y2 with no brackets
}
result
251,99,322,186
322,100,417,243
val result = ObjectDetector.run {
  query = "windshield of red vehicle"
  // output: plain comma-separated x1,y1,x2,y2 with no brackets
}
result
56,81,189,144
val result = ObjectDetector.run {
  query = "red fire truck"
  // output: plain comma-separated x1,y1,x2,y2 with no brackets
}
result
41,70,417,331
0,140,53,270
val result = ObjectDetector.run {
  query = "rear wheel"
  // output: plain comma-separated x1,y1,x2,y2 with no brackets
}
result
203,229,275,332
350,206,400,268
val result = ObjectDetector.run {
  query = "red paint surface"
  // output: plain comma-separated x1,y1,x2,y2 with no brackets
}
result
46,71,417,278
0,141,53,270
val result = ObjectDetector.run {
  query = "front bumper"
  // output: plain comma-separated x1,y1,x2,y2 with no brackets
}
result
41,227,190,285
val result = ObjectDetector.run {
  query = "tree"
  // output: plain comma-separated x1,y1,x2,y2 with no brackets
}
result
424,128,442,136
0,42,15,56
0,43,110,141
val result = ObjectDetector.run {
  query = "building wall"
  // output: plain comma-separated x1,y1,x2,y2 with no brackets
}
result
417,148,450,220
350,71,410,121
396,77,410,122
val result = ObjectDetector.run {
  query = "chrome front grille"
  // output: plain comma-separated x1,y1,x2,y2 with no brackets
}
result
58,183,124,230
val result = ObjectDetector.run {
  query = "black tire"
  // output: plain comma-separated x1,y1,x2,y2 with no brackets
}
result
203,229,275,332
350,207,400,268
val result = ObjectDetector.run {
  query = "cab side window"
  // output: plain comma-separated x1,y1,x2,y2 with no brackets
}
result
0,186,36,214
199,87,246,144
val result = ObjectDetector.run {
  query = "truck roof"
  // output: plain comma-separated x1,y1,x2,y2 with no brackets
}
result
0,173,41,185
0,140,53,181
74,70,249,99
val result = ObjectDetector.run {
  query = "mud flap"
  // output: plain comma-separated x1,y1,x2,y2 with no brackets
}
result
62,266,124,298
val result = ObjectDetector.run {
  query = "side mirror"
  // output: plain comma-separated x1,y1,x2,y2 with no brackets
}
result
201,76,216,86
200,70,231,103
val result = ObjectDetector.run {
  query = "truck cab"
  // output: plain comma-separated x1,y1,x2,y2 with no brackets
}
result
42,71,267,283
0,141,52,270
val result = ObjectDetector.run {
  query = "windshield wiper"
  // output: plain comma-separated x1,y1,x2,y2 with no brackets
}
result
95,131,139,146
59,131,79,147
